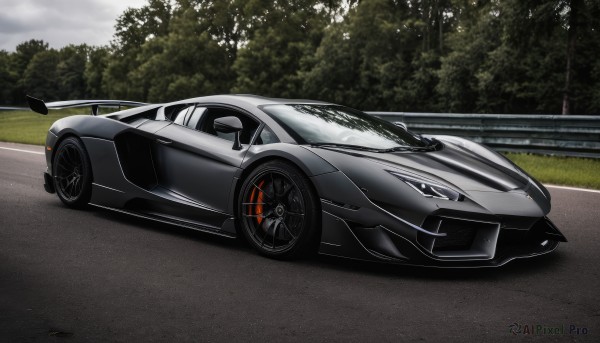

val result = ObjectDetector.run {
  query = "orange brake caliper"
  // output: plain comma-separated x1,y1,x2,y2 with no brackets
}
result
249,180,265,224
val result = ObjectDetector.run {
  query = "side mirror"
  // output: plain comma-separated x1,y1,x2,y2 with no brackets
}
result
394,121,407,130
214,116,243,150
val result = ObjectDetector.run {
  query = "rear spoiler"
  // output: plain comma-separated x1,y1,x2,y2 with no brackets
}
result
26,95,148,116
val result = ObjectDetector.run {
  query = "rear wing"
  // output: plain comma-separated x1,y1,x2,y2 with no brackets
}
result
26,95,148,116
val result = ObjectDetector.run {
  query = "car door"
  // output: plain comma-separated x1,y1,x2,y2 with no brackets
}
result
151,104,260,219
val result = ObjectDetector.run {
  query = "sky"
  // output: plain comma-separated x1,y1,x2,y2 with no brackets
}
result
0,0,148,51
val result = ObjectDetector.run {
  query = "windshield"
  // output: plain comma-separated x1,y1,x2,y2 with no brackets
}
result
261,104,427,149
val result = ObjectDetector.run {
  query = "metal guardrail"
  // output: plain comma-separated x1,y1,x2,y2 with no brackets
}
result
0,106,27,111
369,112,600,159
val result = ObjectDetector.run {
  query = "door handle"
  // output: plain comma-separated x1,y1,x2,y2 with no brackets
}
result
156,139,172,145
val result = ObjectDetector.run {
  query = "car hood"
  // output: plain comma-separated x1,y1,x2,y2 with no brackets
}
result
305,137,551,218
306,140,529,193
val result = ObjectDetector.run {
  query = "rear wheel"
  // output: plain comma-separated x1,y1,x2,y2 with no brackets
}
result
52,137,93,208
238,161,319,259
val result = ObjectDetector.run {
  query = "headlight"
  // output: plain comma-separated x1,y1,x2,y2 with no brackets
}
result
389,171,464,201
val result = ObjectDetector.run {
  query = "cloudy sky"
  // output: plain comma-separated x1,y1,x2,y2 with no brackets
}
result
0,0,148,51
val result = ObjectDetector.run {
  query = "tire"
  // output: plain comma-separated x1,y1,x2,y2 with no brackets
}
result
238,160,320,259
52,137,93,208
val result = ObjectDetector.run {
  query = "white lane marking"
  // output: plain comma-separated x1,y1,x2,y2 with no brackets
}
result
545,184,600,194
0,146,45,155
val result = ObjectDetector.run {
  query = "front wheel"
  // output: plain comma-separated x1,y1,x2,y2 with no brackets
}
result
238,160,320,259
52,137,93,208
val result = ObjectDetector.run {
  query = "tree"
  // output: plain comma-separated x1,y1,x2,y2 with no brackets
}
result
21,50,60,101
0,51,14,104
128,2,230,102
193,0,262,86
10,39,49,103
436,1,497,113
56,45,90,99
437,0,600,114
111,0,172,52
563,0,600,114
581,1,600,114
103,0,172,100
84,47,110,98
3,0,599,113
11,40,49,75
303,0,441,110
233,1,332,98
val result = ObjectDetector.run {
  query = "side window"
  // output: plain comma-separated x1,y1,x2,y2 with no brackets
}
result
186,107,206,130
198,107,260,144
173,106,192,125
254,126,279,145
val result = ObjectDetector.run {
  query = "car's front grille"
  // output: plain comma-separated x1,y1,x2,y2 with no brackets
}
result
417,216,501,260
433,223,477,252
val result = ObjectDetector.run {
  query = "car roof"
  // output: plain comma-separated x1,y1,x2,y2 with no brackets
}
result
169,94,334,108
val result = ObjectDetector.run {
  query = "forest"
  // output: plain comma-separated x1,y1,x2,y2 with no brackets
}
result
0,0,599,114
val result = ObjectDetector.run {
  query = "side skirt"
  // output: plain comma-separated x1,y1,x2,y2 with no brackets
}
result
89,203,237,239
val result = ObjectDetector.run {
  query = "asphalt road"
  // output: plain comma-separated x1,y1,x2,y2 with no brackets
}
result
1,142,599,342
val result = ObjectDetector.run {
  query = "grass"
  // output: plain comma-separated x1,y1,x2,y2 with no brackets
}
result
0,109,81,145
2,110,598,189
0,107,122,145
505,153,600,190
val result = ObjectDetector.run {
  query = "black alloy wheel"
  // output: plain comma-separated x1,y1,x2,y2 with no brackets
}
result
52,137,93,208
239,160,319,258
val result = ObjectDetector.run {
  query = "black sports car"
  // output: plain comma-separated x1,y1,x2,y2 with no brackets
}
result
28,94,566,267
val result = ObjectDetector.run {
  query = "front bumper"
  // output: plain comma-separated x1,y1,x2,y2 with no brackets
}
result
318,207,565,267
308,168,566,267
